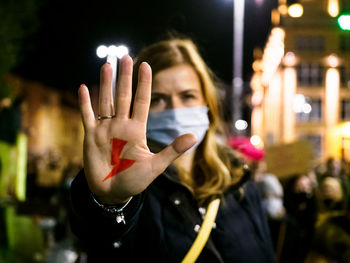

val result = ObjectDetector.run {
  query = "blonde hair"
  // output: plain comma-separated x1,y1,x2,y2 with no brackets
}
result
134,38,243,204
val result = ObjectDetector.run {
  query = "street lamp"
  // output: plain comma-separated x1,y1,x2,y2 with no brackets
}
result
233,0,245,134
96,44,129,95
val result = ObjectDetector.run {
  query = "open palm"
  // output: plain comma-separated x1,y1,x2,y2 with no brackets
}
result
78,55,196,204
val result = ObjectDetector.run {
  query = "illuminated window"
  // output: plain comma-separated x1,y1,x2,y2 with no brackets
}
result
296,63,325,86
341,99,350,120
337,66,350,88
339,66,347,85
296,98,322,123
296,35,325,51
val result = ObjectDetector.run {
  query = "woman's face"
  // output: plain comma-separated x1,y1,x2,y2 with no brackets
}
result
150,64,206,112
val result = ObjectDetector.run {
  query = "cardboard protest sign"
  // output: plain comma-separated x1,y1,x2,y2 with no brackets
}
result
265,140,313,178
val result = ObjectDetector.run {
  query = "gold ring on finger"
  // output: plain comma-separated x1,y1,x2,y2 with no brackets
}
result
97,115,116,120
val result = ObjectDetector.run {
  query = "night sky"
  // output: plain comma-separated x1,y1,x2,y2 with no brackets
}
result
13,0,276,93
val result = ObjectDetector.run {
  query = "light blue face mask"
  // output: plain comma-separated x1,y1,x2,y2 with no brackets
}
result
146,106,210,151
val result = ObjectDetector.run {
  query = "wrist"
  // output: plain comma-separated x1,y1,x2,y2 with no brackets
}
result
90,192,133,224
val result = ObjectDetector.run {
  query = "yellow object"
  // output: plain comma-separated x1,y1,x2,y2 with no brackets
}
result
182,198,220,263
0,140,15,198
15,133,27,201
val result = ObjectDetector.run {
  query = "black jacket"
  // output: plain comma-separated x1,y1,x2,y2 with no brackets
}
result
69,166,275,263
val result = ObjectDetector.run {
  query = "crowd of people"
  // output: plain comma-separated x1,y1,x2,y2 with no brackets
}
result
20,145,350,263
20,142,350,263
246,156,350,263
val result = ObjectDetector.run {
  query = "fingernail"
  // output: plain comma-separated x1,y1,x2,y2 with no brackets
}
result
106,62,111,65
80,83,86,87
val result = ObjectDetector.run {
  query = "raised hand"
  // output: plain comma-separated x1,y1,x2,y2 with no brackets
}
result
78,55,197,204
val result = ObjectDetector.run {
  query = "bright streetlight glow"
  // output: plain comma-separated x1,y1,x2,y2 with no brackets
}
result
250,135,262,147
96,45,108,58
96,44,130,97
233,0,245,125
293,94,306,113
235,120,248,131
116,45,129,59
302,103,312,114
96,45,129,58
283,52,296,67
327,54,339,68
338,14,350,30
108,45,119,56
293,94,312,114
288,3,303,18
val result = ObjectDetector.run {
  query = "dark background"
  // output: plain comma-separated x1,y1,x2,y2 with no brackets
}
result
11,0,276,93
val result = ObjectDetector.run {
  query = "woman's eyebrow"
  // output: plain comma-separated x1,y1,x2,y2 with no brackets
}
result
180,89,200,93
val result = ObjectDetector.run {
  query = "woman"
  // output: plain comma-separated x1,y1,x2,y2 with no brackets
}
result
70,38,275,262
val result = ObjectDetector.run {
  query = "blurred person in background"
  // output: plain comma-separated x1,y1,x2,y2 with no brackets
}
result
339,159,350,210
69,38,275,263
226,141,285,257
317,176,345,213
305,194,350,263
229,134,287,260
254,162,286,259
279,173,318,263
316,157,342,182
253,161,285,220
304,161,350,263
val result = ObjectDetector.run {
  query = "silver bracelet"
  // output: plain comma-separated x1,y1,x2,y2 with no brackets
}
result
90,193,133,224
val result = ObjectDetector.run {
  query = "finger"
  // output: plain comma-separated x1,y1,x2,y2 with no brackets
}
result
131,62,152,122
151,134,197,176
78,84,95,131
99,62,114,117
115,55,133,119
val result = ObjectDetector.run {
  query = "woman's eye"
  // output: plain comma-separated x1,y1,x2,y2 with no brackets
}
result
183,94,195,100
151,96,165,106
151,97,161,105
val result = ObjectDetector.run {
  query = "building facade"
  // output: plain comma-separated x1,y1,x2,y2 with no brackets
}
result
6,75,84,188
251,0,350,162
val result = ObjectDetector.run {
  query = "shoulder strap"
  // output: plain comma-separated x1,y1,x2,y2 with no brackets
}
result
182,198,221,263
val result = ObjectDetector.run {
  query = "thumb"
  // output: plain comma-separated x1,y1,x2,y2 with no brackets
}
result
151,133,198,175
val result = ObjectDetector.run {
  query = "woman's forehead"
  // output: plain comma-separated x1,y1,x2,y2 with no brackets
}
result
152,64,201,92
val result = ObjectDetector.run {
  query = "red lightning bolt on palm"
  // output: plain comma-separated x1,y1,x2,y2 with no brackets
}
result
103,138,135,181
